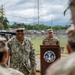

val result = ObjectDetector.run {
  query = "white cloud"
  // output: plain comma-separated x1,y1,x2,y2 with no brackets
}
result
6,9,35,17
0,0,70,25
41,14,56,21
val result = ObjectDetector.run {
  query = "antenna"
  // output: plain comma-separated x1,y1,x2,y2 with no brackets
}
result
37,0,40,25
34,0,44,25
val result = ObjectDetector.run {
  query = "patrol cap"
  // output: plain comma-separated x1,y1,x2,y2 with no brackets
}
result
66,24,74,34
0,41,8,52
47,28,53,33
66,24,75,42
0,37,6,42
16,28,25,31
16,23,25,31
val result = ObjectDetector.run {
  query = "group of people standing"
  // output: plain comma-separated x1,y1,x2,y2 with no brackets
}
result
0,23,60,75
0,23,75,75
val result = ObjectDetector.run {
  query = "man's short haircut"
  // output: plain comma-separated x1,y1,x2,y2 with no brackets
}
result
68,41,75,51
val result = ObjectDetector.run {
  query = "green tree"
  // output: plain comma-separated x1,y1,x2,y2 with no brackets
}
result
3,17,9,29
10,22,18,28
52,26,60,30
0,16,9,29
0,5,9,29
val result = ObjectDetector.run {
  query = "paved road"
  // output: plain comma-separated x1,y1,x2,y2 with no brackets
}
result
36,55,40,71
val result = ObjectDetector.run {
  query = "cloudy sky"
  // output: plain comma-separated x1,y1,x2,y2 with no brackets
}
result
0,0,71,26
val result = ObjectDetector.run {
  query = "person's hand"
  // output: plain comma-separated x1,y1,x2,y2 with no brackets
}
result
31,70,36,75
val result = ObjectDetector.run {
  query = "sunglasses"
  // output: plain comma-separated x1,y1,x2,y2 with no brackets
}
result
16,30,24,32
48,32,52,34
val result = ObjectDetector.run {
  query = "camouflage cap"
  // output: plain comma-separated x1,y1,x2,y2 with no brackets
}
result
66,24,75,42
0,37,6,42
0,41,8,52
16,28,25,31
47,28,53,33
66,24,74,34
16,23,25,31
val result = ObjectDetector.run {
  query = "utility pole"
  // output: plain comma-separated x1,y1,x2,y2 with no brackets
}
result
37,0,40,25
1,5,4,16
34,0,43,25
0,5,4,29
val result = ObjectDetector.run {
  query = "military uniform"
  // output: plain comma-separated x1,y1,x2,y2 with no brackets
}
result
7,67,24,75
0,66,11,75
42,36,59,45
42,28,59,45
7,36,36,75
46,53,75,75
0,65,24,75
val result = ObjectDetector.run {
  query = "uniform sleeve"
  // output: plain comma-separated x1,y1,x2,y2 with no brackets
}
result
7,36,15,56
55,37,60,45
7,40,12,66
7,40,12,56
42,38,46,45
9,68,24,75
29,41,36,70
42,40,45,45
56,40,60,45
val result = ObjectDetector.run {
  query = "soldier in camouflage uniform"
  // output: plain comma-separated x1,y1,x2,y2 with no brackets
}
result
45,25,75,75
0,41,24,75
42,28,59,45
7,24,36,75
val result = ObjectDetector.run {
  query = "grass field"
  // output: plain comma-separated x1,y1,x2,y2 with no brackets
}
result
36,72,40,75
32,37,68,53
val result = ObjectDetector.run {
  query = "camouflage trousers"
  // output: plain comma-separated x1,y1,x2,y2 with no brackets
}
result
19,66,31,75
